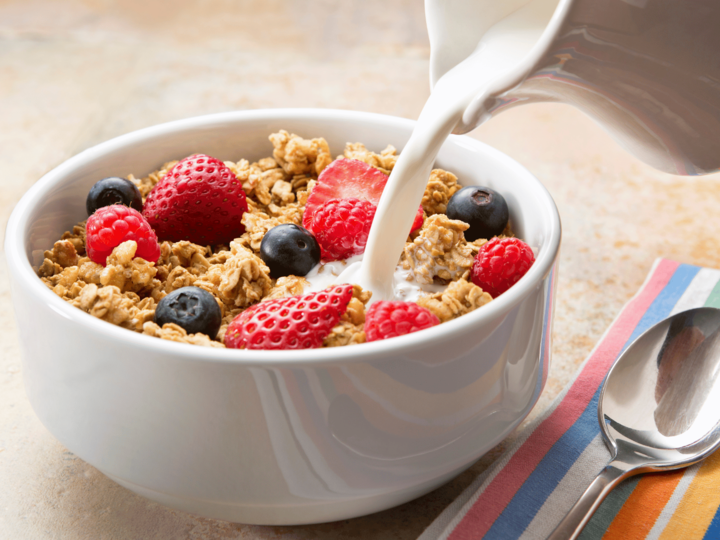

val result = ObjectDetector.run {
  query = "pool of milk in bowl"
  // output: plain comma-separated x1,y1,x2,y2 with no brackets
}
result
304,254,445,303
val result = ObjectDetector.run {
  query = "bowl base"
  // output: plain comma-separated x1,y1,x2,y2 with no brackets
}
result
103,461,476,525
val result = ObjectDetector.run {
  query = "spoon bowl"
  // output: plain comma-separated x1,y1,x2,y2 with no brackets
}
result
549,307,720,539
602,307,720,459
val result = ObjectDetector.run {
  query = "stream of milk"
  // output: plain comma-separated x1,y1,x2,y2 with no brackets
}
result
328,0,560,301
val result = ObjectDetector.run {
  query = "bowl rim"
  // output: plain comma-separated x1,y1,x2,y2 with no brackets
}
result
5,108,561,366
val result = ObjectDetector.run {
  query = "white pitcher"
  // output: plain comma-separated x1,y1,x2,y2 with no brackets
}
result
427,0,720,175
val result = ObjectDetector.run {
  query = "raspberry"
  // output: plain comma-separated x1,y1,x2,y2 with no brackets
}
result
471,237,535,298
142,154,248,245
303,159,423,235
310,198,376,261
86,205,161,265
224,284,353,350
365,301,440,342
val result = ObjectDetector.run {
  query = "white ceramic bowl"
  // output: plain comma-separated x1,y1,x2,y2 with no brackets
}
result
5,109,560,525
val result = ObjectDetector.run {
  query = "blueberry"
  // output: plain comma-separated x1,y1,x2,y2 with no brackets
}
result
260,224,321,278
446,186,509,241
86,177,143,216
155,286,222,339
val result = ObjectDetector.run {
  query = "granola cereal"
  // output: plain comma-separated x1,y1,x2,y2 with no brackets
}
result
142,322,225,348
422,169,460,215
194,243,272,309
417,278,492,323
237,204,303,252
37,258,62,278
99,241,158,293
45,239,79,268
36,130,526,350
269,130,332,176
71,283,155,331
341,142,398,174
401,214,474,284
264,275,309,300
60,221,86,255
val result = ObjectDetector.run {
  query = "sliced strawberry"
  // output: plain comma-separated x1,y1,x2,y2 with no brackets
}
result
411,205,424,232
303,159,424,234
224,284,353,350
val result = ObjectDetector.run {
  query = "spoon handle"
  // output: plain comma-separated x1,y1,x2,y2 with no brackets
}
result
546,462,630,540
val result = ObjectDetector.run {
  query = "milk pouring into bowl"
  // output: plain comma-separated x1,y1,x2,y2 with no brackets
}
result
341,0,720,300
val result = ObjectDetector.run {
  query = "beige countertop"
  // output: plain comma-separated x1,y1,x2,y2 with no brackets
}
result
3,1,720,538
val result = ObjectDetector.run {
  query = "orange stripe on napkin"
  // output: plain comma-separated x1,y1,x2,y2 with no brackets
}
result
602,470,684,540
658,450,720,540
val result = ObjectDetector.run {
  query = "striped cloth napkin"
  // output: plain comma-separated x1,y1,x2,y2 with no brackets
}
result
419,259,720,540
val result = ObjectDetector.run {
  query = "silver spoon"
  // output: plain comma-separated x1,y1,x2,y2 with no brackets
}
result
548,306,720,540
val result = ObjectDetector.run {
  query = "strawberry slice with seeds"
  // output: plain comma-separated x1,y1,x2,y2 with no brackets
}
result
224,284,354,350
303,159,424,234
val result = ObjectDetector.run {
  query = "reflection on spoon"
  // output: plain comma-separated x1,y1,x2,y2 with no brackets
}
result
654,318,704,403
655,314,720,437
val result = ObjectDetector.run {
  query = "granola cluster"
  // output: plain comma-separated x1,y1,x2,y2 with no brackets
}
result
37,130,509,349
417,279,492,323
401,214,475,284
342,142,398,175
422,169,460,215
